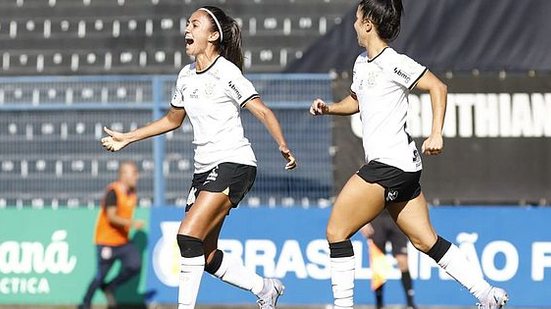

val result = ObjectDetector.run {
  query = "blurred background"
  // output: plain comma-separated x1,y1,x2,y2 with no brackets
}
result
0,0,550,308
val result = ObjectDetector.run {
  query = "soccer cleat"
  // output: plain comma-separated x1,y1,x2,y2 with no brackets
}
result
256,278,285,309
477,287,509,309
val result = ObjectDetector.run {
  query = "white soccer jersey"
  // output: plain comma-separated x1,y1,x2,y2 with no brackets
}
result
350,47,427,172
171,56,258,173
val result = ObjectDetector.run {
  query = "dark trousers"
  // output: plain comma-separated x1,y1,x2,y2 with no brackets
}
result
81,243,141,305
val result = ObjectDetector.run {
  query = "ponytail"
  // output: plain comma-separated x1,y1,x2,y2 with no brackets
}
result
201,6,244,71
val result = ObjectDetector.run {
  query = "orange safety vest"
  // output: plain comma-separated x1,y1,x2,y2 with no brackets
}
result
94,181,137,246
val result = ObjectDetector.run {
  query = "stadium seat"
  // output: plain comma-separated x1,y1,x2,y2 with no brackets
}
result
0,0,356,74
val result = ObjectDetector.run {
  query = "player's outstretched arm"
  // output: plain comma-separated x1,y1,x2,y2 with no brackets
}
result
101,107,186,152
245,97,297,170
309,95,359,116
414,71,447,156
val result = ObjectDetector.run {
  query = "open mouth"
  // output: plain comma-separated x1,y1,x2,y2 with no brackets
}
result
185,38,194,45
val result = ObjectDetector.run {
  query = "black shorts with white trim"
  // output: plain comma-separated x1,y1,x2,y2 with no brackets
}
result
356,160,421,203
186,162,256,212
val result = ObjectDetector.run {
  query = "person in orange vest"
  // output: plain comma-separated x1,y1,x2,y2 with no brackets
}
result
79,160,145,309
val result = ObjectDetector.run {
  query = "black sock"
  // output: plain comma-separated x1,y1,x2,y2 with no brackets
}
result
401,271,415,306
375,284,384,309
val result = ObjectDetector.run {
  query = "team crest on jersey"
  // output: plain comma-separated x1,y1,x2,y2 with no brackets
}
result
190,88,199,99
204,82,215,97
366,71,378,87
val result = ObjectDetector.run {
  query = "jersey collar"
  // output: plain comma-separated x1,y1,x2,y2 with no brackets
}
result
367,46,389,63
196,55,221,75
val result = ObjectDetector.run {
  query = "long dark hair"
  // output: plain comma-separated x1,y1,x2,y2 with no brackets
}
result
358,0,403,42
201,6,244,71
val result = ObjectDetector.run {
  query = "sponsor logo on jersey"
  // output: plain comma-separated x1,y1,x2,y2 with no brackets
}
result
393,67,411,83
228,81,242,100
190,88,199,99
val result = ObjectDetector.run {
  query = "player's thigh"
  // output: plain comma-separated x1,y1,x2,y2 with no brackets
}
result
387,192,437,253
178,191,232,240
326,174,385,242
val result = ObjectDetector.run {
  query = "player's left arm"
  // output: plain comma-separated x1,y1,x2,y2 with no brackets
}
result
414,70,447,156
245,97,297,170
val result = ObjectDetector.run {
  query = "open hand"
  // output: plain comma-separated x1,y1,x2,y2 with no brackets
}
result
101,127,131,152
279,145,297,170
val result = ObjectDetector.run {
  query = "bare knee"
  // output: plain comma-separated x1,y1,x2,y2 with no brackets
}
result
409,234,437,253
326,223,350,243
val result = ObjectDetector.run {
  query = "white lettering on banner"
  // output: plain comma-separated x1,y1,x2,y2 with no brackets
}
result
151,221,550,286
481,241,518,281
352,93,551,138
0,230,76,274
275,240,307,278
532,242,551,281
305,239,330,280
245,240,277,276
0,230,75,295
0,277,50,294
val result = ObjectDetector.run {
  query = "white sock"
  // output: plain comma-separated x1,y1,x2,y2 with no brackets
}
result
212,252,265,296
437,244,491,300
178,256,205,309
330,256,355,309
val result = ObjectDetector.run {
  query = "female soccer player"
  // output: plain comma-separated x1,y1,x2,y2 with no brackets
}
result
101,6,295,309
310,1,508,308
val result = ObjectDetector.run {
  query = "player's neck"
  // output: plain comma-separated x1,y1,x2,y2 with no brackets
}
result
365,39,388,61
195,51,220,72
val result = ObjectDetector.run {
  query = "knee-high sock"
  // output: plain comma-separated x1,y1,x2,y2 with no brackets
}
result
178,256,204,309
205,249,265,296
427,236,491,300
177,235,205,309
329,240,355,309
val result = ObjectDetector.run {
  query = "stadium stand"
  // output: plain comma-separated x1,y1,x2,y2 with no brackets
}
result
0,75,334,208
0,0,357,75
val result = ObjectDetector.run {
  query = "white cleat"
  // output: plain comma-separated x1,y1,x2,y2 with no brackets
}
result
477,287,509,309
257,278,285,309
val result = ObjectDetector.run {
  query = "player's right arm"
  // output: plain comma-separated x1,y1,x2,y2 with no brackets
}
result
101,106,186,152
309,94,359,116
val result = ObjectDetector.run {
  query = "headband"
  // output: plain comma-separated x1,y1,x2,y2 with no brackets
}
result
198,8,223,42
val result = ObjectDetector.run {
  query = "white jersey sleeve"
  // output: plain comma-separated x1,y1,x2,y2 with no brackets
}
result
224,69,260,108
350,53,365,97
390,54,427,90
170,65,191,108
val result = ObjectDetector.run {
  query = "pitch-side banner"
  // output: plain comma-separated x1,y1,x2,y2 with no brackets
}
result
146,206,551,306
0,208,150,305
